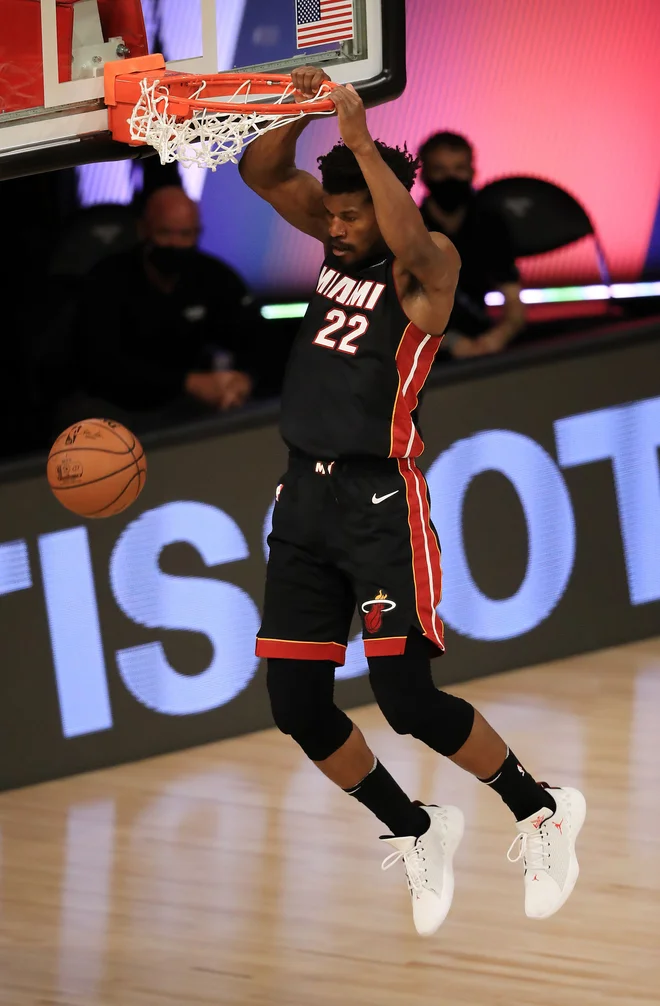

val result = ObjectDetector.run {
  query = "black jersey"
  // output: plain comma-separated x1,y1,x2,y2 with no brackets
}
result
280,252,443,459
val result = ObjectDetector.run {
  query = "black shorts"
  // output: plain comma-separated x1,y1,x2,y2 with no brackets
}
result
256,454,445,665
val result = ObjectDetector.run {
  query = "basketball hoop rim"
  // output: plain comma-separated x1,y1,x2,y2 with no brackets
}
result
105,58,338,118
104,56,340,164
162,72,339,116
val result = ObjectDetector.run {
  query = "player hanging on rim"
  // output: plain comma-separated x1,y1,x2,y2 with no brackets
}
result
239,66,586,935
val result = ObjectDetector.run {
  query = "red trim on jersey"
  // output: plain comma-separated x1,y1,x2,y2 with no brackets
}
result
256,638,347,664
389,323,442,458
398,459,445,652
363,635,409,657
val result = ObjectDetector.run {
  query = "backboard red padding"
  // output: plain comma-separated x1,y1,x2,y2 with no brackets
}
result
0,0,74,113
0,0,148,116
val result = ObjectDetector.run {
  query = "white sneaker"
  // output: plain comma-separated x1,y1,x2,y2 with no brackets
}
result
507,786,587,920
380,805,464,936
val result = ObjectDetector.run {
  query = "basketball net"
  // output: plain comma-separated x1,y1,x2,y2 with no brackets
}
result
127,76,335,170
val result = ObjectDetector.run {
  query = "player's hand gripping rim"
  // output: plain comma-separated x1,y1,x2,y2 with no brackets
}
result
290,66,372,154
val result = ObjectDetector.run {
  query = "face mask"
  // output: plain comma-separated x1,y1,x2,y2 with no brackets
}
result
148,244,196,275
424,177,473,213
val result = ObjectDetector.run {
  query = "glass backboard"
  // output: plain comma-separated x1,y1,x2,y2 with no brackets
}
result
0,0,405,181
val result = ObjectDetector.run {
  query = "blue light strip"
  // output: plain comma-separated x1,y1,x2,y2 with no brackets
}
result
261,282,660,319
488,282,660,306
261,302,309,320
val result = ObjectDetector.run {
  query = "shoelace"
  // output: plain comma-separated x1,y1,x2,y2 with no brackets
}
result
507,829,547,872
381,842,427,893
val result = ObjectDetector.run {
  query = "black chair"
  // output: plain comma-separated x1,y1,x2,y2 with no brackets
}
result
474,176,611,285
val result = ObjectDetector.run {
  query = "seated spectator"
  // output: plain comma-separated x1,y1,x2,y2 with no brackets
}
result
64,186,256,432
418,132,525,359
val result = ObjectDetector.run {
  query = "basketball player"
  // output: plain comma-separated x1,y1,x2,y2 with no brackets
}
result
240,67,586,935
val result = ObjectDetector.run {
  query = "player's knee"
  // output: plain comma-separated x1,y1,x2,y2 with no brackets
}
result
369,669,418,736
266,658,353,761
369,658,474,756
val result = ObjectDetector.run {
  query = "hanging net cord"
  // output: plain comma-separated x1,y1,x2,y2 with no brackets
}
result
128,76,336,169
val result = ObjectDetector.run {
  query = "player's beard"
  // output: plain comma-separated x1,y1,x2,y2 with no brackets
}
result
326,236,389,271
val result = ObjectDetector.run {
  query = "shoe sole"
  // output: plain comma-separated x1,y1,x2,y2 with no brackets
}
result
417,805,465,937
530,788,587,921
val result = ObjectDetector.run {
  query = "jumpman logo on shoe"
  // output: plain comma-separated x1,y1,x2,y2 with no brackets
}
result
507,787,587,920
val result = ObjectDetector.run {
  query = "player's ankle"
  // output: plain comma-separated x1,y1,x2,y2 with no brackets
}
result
343,759,430,836
480,747,557,821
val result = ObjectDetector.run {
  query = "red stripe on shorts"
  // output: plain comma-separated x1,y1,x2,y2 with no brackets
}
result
398,459,445,651
256,638,347,664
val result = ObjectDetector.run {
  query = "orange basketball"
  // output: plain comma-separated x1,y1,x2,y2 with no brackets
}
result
47,419,147,518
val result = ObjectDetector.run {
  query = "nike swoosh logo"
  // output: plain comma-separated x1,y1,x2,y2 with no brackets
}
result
372,490,399,505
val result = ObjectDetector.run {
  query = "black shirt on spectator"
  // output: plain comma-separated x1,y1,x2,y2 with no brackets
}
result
74,247,255,411
419,197,520,337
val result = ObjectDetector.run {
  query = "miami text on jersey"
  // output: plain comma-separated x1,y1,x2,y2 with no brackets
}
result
316,266,386,311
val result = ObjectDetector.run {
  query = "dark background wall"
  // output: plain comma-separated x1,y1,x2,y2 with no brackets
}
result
0,326,659,791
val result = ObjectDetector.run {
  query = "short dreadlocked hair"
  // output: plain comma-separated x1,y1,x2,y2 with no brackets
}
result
318,140,419,195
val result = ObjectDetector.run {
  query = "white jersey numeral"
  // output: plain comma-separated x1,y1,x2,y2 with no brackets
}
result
337,314,369,355
313,309,371,355
313,308,346,349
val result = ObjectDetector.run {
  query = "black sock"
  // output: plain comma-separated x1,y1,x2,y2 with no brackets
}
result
344,759,430,837
480,748,557,822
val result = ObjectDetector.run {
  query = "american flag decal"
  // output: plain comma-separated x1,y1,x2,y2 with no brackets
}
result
295,0,354,49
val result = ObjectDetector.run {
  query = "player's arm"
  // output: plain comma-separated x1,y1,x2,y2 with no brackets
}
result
329,85,460,333
238,67,330,241
472,282,526,354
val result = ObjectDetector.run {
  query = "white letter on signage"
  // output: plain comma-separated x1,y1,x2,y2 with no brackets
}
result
426,431,576,641
39,528,112,737
555,396,660,605
110,502,259,715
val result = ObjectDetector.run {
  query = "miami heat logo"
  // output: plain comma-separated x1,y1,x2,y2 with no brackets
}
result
361,590,397,634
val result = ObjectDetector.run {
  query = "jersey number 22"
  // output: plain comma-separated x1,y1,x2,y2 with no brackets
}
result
313,309,370,356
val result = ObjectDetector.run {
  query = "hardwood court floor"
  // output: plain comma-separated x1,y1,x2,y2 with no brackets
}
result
1,638,659,1006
